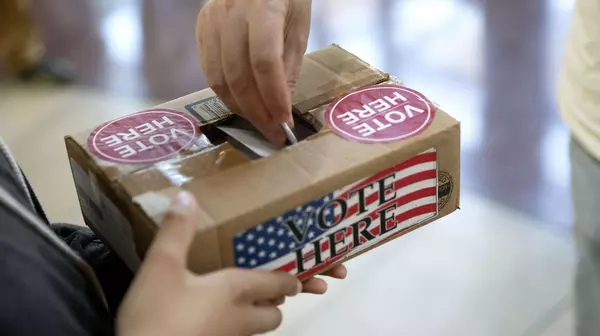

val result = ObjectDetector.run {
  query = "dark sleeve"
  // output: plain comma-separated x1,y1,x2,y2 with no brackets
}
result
51,223,134,316
0,237,114,336
21,169,51,223
0,205,114,335
20,169,133,315
0,148,118,333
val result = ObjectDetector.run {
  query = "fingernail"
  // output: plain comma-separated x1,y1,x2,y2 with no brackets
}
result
276,112,294,127
286,116,295,129
170,191,195,215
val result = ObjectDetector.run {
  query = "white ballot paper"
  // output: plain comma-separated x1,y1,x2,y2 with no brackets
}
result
218,117,312,159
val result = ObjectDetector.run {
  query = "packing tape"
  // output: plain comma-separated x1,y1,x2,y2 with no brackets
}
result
154,145,248,188
156,162,193,187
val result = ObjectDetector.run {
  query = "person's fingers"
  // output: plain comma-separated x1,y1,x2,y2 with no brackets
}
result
245,113,287,145
144,191,198,271
196,3,242,116
225,270,301,302
302,264,347,294
282,0,312,92
219,6,286,144
248,0,293,126
242,306,284,335
271,296,286,306
322,264,348,279
195,3,211,72
256,297,286,307
302,277,328,295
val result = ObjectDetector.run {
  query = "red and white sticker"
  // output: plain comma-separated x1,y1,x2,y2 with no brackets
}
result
325,85,436,143
88,109,200,164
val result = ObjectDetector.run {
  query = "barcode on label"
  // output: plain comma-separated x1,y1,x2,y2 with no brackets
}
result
185,96,233,125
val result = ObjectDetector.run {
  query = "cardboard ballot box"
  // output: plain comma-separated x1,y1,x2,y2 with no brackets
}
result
65,45,460,280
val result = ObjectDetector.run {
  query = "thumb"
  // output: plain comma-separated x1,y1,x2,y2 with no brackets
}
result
283,0,312,93
145,191,198,270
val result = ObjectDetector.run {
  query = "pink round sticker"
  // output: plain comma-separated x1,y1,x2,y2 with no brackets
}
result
88,109,200,164
325,85,436,143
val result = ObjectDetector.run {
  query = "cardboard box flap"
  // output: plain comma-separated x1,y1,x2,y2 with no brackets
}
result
173,109,458,234
298,77,405,131
292,44,389,115
70,44,387,181
72,44,382,152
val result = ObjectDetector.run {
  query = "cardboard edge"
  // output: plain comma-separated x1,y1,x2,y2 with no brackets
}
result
297,120,462,280
65,136,169,265
66,135,227,274
294,44,391,114
213,116,461,268
64,136,141,258
453,122,462,210
301,205,460,281
202,113,459,229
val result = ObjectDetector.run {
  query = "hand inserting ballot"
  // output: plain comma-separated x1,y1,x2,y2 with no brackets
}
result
196,0,312,145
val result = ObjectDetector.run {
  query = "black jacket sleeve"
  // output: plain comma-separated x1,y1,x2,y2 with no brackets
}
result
50,223,134,316
21,164,133,316
0,154,114,335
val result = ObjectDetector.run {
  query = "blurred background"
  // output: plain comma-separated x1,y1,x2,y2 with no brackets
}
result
0,0,577,335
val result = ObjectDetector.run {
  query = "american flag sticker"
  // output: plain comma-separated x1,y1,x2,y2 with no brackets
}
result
233,148,439,279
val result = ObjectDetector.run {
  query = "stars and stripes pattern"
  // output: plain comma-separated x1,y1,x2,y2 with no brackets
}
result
233,148,438,278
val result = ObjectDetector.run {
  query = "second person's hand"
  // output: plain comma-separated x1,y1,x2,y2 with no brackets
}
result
116,191,302,336
196,0,312,145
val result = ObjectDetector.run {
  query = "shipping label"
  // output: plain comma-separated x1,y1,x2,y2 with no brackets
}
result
185,96,233,125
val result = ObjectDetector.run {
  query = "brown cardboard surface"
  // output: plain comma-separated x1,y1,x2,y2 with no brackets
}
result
119,142,248,197
292,44,389,114
65,44,461,280
182,112,458,275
